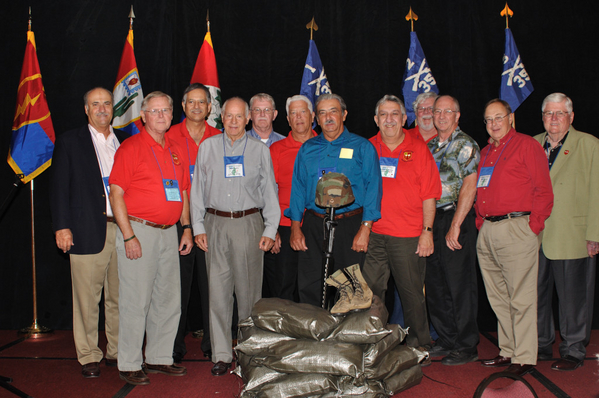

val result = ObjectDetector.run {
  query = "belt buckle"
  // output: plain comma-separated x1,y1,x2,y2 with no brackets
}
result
230,211,235,219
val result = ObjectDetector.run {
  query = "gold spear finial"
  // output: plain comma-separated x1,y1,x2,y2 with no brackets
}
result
405,7,418,32
128,5,135,30
500,3,513,29
306,17,318,41
28,6,32,31
206,9,210,33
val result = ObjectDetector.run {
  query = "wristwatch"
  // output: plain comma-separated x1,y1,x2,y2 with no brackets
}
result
361,221,372,229
423,226,433,232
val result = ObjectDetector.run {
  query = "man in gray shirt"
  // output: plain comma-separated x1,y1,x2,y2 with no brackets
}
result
190,97,280,377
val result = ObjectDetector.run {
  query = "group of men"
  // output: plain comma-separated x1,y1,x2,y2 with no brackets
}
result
49,85,597,386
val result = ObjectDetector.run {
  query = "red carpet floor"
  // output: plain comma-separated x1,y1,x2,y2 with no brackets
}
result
0,329,597,397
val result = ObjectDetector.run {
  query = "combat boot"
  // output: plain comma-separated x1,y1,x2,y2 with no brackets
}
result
344,263,373,311
325,269,354,316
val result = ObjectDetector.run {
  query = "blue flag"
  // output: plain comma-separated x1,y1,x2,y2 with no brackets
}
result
500,29,533,112
300,40,331,111
401,32,439,126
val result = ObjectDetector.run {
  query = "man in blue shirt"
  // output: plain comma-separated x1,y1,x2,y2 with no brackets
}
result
287,93,382,306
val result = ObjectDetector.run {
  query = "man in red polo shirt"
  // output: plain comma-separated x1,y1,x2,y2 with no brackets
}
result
264,95,316,300
109,91,193,386
476,98,553,376
362,95,441,355
168,83,220,364
408,92,438,143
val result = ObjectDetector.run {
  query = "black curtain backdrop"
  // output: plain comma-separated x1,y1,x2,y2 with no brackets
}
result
1,0,597,330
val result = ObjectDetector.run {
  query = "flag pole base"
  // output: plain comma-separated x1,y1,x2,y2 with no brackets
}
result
18,320,53,339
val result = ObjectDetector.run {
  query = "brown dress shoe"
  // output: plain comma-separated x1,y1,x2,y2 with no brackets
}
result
82,362,100,378
144,363,187,376
119,370,150,385
211,361,231,376
105,358,117,367
505,364,534,376
481,355,511,367
551,356,583,371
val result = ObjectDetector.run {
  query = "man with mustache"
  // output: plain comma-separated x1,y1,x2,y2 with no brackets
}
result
409,92,438,143
247,93,284,147
287,93,382,306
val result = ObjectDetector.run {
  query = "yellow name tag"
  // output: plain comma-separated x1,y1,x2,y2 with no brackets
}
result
339,148,354,159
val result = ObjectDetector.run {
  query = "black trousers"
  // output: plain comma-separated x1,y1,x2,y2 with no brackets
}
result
263,226,300,301
425,208,479,354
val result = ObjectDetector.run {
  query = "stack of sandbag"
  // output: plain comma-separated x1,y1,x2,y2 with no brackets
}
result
233,296,426,397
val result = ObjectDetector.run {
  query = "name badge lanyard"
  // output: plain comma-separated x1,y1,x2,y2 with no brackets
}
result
477,137,513,188
543,138,561,170
378,142,400,179
185,139,195,180
223,134,248,178
151,147,182,202
91,135,119,195
318,134,346,178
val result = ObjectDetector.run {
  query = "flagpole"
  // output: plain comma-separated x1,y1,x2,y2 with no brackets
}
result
500,3,516,129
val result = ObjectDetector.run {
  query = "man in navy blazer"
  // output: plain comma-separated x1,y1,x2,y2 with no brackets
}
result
50,87,129,378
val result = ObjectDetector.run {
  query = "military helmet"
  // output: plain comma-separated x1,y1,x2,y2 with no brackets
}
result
315,172,355,208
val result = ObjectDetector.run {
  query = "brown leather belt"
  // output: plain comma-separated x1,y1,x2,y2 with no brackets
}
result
106,216,115,223
206,207,260,219
484,212,531,222
307,207,363,220
128,215,174,229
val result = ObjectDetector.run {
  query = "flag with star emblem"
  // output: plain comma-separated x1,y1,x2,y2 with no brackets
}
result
8,29,55,183
500,28,533,112
300,40,331,111
190,31,222,128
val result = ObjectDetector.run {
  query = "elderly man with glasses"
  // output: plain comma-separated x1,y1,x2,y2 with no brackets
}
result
475,98,553,377
246,93,285,147
409,92,439,143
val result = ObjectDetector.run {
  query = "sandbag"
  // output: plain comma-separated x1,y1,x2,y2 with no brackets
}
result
383,364,423,396
252,298,341,340
235,351,286,392
241,373,338,398
364,345,420,380
236,325,295,356
363,324,407,368
252,339,364,379
325,295,391,344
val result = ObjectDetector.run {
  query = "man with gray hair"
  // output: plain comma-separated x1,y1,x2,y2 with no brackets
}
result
190,97,280,376
409,92,439,143
535,93,599,371
264,95,317,300
110,91,193,385
247,93,285,147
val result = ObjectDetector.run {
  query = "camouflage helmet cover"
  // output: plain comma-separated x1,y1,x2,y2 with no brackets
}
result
315,172,355,208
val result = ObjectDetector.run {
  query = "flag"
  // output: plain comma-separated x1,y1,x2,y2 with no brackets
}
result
112,28,143,135
500,28,533,112
8,30,55,184
401,32,439,126
190,31,222,129
300,39,331,111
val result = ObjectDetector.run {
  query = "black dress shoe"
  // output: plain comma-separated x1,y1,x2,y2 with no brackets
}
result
428,344,451,357
173,353,184,365
119,370,150,385
551,356,583,371
211,361,231,376
203,349,212,361
82,362,100,378
481,355,511,367
441,351,478,366
537,352,553,361
505,364,534,376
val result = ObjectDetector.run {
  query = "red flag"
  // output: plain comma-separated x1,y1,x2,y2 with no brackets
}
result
190,32,222,128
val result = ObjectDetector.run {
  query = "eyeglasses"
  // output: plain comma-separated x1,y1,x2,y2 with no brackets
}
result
433,109,458,116
251,108,273,115
145,108,173,116
542,111,569,119
416,106,433,113
484,114,510,125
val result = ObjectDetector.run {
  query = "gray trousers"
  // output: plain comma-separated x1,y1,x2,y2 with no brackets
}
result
537,246,596,361
205,212,264,363
116,222,181,371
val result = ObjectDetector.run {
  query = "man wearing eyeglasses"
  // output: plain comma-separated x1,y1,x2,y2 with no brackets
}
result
476,98,553,377
409,92,439,143
425,95,481,366
110,91,193,385
534,93,599,372
247,93,285,147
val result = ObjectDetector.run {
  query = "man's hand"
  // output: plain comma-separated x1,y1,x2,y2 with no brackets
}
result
270,232,281,254
55,228,74,253
195,234,208,252
351,224,371,253
179,229,193,255
588,241,599,258
416,231,434,257
446,224,462,251
290,221,308,251
259,236,275,252
125,236,142,260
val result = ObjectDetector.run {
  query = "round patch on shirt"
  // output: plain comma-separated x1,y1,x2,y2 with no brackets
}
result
564,150,569,155
402,151,413,162
171,152,181,165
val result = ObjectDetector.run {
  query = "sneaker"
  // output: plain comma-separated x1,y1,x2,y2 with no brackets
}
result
441,351,478,366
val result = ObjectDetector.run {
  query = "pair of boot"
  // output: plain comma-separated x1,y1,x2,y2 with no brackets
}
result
325,264,373,316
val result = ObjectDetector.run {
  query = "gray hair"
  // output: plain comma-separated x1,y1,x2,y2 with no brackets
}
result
83,87,113,107
182,83,211,104
542,93,573,113
141,91,173,111
221,97,249,118
316,93,347,112
249,93,276,110
286,95,313,115
434,95,460,112
412,92,438,112
375,95,406,116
